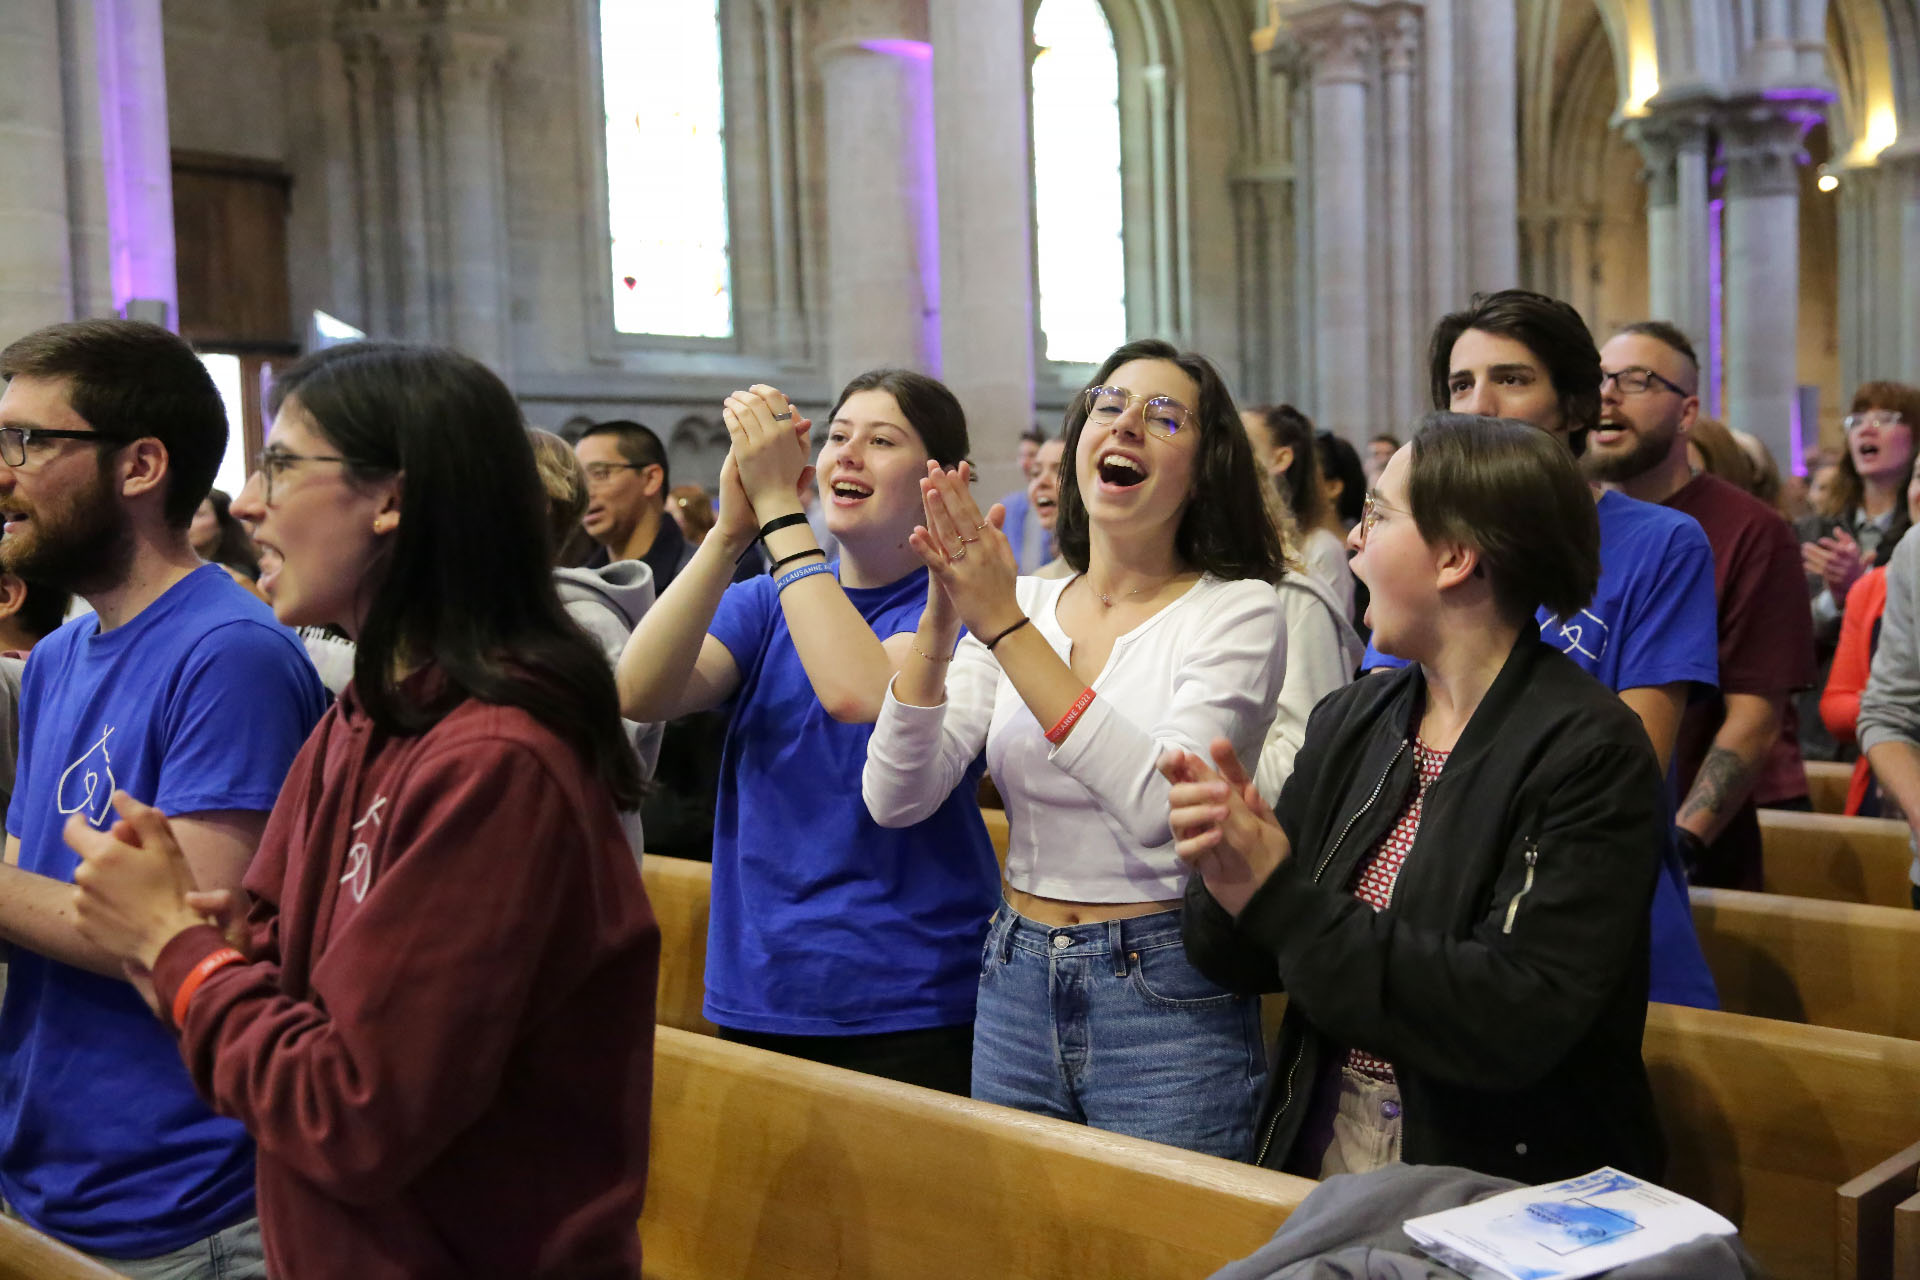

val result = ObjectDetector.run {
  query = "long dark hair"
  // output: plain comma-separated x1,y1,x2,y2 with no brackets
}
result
1260,404,1330,529
1316,431,1367,526
201,488,261,579
269,343,642,808
1054,339,1286,582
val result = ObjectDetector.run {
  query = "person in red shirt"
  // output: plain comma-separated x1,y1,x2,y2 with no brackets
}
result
1585,320,1817,889
61,343,659,1280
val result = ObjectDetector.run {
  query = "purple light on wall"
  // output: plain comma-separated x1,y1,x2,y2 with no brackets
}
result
861,38,933,61
1707,196,1725,419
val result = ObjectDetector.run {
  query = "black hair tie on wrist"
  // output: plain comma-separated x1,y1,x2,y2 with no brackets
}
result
983,618,1031,651
768,548,824,572
759,512,811,540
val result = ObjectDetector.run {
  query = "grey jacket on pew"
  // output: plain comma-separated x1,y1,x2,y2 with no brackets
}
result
1206,1165,1759,1280
1856,530,1920,885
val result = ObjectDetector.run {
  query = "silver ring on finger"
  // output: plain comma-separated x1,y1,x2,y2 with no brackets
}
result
973,520,989,531
771,410,793,422
958,534,980,544
949,548,968,563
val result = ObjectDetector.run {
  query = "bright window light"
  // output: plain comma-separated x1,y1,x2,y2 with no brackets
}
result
602,0,734,338
1032,0,1126,364
197,353,250,500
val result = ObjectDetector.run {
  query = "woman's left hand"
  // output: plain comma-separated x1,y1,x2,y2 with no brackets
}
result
1159,739,1291,917
910,463,1021,637
67,792,207,971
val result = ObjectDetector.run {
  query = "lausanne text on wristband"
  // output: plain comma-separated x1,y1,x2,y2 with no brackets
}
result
983,617,1031,650
171,947,246,1029
775,563,834,594
759,512,811,539
1045,687,1097,746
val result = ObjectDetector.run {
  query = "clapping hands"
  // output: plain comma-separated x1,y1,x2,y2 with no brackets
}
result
1159,739,1292,917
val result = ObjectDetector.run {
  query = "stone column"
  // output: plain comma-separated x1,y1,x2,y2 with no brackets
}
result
1288,3,1377,437
1463,0,1518,290
930,0,1034,500
815,37,941,384
756,0,806,362
438,30,512,374
1421,0,1462,312
1629,110,1714,402
1380,7,1421,429
0,1,76,338
1721,99,1817,465
93,0,176,325
380,30,435,343
1888,148,1920,386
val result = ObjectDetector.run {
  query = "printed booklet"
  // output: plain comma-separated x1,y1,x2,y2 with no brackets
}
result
1402,1168,1737,1280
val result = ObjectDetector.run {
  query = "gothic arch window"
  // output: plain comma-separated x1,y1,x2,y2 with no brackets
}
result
1031,0,1127,365
600,0,734,339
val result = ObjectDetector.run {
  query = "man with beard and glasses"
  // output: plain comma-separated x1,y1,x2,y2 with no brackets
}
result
1588,321,1815,890
0,320,326,1278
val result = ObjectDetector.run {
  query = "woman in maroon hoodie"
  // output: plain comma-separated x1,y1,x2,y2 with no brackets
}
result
63,342,659,1279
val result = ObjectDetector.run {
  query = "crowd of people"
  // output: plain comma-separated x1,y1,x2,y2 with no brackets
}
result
0,289,1906,1275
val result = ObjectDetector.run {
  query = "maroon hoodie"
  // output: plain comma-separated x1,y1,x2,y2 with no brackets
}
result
151,679,658,1279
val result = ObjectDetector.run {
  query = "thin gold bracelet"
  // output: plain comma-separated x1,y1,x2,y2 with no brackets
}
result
913,644,953,663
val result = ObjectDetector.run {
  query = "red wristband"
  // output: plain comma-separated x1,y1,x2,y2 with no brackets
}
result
1045,687,1097,746
171,947,245,1029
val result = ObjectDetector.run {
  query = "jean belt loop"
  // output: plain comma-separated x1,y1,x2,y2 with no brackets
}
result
1108,918,1128,977
995,907,1016,963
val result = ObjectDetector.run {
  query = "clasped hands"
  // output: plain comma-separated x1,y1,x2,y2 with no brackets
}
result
907,462,1022,639
1159,739,1291,918
715,385,815,550
64,791,237,1011
1802,525,1868,598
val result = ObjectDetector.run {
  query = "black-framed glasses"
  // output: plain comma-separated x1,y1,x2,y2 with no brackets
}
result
1843,410,1907,434
1599,367,1689,397
1083,386,1196,440
253,448,357,505
0,426,128,468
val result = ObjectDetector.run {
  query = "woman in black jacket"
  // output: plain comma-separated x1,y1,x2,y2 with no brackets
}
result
1166,412,1667,1184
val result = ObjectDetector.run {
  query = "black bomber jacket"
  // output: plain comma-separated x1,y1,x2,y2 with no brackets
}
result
1183,632,1668,1183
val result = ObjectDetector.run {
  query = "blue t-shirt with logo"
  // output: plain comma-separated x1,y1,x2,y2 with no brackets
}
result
1360,491,1723,1009
1,565,327,1257
705,563,999,1035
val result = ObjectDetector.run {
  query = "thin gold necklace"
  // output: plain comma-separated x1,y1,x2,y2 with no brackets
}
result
1084,572,1177,609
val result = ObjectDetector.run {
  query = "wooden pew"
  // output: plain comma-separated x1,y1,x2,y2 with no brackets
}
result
644,852,1920,1278
1807,761,1855,816
1760,809,1912,908
642,855,715,1035
0,1217,127,1279
1838,1139,1920,1279
1691,887,1920,1041
1644,1004,1920,1280
643,1024,1312,1279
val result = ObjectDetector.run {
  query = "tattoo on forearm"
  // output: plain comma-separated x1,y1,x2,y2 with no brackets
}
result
1678,745,1760,830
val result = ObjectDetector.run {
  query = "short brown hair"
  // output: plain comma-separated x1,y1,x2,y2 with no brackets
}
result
1407,412,1600,625
0,319,227,527
1687,417,1749,485
1429,291,1603,454
1835,380,1920,514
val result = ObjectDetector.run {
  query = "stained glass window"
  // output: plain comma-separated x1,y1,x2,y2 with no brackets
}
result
197,353,249,499
602,0,733,338
1032,0,1126,364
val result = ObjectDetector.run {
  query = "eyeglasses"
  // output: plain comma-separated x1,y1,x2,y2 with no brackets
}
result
582,462,649,485
1083,386,1197,441
252,448,358,505
1599,367,1690,397
1358,492,1402,546
1844,410,1908,434
0,426,128,469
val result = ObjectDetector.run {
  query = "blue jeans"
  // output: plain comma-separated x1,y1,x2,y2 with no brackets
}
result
80,1216,266,1280
972,901,1266,1160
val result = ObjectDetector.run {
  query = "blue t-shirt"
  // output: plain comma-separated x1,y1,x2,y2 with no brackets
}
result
705,563,999,1035
1,565,328,1256
1360,491,1723,1010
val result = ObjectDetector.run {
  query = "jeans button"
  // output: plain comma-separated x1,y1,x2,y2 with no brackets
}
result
1382,1099,1401,1120
1052,934,1071,950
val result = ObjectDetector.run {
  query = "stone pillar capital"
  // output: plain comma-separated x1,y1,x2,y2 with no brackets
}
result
1280,1,1380,84
435,28,510,87
1378,5,1421,75
1719,96,1824,199
1625,110,1710,207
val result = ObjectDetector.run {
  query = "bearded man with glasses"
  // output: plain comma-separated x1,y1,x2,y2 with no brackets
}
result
1586,320,1816,892
0,320,326,1279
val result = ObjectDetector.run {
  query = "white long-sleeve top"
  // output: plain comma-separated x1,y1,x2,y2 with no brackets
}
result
863,573,1288,903
1254,571,1363,806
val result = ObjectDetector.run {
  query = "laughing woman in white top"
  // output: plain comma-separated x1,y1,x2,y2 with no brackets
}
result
863,339,1289,1159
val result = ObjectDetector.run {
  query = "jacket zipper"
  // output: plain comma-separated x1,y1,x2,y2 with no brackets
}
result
1255,739,1408,1167
1502,840,1539,934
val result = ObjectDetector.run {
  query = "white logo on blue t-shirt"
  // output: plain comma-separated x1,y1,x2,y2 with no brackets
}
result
55,726,118,829
1544,609,1611,663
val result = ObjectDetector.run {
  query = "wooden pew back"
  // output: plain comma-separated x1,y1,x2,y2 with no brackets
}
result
1644,1004,1920,1280
643,1025,1311,1279
0,1217,127,1279
1691,887,1920,1041
642,856,715,1035
1807,761,1853,816
1760,809,1913,909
